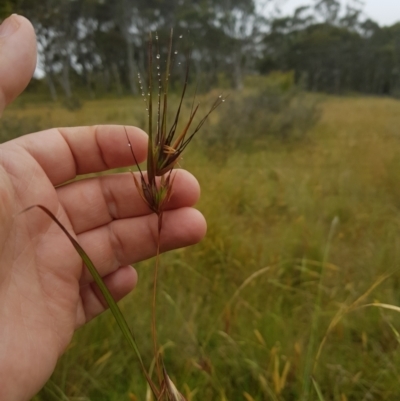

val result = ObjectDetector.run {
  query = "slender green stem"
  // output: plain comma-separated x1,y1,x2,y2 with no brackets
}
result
152,214,162,385
302,217,339,401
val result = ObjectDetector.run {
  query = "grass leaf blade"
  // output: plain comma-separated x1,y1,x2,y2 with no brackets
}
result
21,204,159,398
311,377,326,401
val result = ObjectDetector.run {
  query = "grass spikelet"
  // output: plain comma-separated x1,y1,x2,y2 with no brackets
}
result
127,29,224,219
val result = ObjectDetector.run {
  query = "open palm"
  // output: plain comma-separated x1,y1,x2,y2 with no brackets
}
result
0,16,206,401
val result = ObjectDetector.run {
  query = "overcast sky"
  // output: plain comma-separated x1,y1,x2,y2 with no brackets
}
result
275,0,400,26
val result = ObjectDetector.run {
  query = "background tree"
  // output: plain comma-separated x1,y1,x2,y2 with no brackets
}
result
4,0,400,99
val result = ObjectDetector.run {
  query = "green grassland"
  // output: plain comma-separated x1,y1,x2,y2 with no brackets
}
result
4,92,400,400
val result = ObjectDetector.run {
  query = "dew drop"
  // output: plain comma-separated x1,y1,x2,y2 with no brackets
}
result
222,99,226,102
156,54,160,59
218,95,222,98
179,35,183,39
174,51,178,55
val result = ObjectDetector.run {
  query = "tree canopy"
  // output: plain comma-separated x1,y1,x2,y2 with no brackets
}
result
4,0,400,99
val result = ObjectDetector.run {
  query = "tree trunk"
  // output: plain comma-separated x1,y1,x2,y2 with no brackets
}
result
232,52,244,91
111,62,123,96
126,40,138,95
103,67,111,93
45,70,58,101
82,64,95,99
59,55,72,99
42,49,58,101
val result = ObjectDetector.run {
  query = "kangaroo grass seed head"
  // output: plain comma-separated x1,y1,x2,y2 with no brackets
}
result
126,29,225,220
125,126,175,217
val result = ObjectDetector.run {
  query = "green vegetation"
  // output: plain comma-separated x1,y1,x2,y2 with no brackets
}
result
6,0,400,101
4,90,400,400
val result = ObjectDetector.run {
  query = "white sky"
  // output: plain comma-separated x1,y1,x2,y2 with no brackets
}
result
275,0,400,26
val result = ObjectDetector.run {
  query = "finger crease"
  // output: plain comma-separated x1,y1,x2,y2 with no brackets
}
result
100,176,119,220
57,128,79,178
107,222,124,267
94,125,112,170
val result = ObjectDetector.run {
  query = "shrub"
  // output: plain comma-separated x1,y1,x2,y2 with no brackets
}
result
201,83,320,160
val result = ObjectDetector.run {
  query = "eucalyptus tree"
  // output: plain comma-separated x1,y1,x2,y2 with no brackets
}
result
210,0,266,90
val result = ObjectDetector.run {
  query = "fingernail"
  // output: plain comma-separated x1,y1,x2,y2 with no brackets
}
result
0,15,20,38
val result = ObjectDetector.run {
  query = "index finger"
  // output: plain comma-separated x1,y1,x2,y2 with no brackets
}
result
7,125,148,186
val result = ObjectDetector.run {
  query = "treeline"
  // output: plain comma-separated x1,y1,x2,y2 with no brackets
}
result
2,0,262,100
262,3,400,96
2,0,400,99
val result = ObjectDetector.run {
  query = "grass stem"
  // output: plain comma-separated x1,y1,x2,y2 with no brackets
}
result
152,218,162,385
301,216,339,401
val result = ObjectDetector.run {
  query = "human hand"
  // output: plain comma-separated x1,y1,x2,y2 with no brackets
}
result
0,15,206,401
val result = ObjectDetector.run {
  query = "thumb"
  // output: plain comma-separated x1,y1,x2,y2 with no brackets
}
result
0,14,37,116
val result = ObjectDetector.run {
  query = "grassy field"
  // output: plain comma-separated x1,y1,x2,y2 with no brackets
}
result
4,93,400,400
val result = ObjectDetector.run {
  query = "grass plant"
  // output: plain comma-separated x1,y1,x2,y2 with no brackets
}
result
123,30,223,399
21,30,223,401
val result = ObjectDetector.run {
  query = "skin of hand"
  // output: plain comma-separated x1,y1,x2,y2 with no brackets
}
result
0,15,206,401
